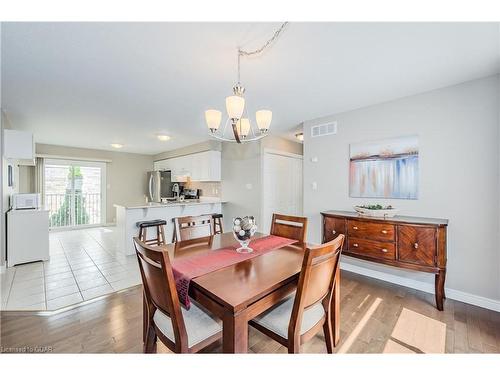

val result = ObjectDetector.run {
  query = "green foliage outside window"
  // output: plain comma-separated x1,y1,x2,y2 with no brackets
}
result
50,166,90,226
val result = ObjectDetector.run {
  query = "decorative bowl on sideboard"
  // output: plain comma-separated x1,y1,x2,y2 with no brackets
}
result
353,205,399,218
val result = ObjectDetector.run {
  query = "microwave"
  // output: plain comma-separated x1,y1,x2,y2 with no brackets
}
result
11,193,41,210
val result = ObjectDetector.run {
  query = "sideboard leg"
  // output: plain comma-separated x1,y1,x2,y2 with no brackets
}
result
435,270,446,311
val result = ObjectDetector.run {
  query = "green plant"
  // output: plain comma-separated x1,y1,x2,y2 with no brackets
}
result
356,204,394,210
50,166,90,226
68,166,83,178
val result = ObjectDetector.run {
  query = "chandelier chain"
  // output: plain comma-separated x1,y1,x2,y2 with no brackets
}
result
236,22,288,83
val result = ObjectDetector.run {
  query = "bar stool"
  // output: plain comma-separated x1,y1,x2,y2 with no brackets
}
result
137,219,167,246
212,213,224,235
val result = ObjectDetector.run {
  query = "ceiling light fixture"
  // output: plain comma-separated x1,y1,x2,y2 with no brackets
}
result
205,22,288,143
110,143,124,149
295,132,304,142
157,135,171,141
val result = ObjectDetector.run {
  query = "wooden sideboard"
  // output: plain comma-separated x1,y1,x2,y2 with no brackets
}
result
321,210,448,310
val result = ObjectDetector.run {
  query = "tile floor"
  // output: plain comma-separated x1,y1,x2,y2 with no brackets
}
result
1,226,141,311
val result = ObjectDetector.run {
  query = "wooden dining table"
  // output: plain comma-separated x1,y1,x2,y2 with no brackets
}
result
156,232,341,353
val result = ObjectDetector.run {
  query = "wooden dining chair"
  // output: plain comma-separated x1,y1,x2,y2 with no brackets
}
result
173,214,214,251
270,213,308,246
249,234,344,354
134,237,222,353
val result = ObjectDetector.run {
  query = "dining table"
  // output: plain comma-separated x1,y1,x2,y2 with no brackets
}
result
152,232,341,353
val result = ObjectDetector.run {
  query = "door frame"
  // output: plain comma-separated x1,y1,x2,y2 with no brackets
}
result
44,158,107,230
261,148,303,234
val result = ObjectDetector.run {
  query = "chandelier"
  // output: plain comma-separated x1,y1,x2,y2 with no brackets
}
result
205,22,288,143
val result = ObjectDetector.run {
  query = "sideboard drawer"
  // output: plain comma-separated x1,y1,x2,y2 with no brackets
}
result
347,220,395,242
324,217,346,242
348,238,396,260
397,226,437,267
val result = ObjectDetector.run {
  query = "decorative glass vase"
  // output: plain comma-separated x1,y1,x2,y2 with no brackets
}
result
232,216,257,254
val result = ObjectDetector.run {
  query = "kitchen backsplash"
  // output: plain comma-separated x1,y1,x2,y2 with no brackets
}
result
186,181,221,198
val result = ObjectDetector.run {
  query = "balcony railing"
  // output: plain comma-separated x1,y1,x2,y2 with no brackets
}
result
45,193,102,228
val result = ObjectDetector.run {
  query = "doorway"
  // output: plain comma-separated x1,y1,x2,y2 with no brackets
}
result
262,149,303,234
44,159,106,229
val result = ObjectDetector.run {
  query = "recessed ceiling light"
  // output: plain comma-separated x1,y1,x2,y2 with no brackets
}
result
110,143,124,149
295,132,304,142
157,135,171,141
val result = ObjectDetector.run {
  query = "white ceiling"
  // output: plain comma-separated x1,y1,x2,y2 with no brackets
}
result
2,22,499,154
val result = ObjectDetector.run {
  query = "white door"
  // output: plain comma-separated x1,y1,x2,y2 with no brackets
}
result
262,151,303,234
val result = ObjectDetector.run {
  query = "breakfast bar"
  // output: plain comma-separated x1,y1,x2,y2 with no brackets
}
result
115,199,224,255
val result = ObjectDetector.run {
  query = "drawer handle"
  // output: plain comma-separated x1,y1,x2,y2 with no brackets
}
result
352,243,359,247
353,226,359,230
332,230,336,235
381,248,388,253
414,242,419,249
381,230,388,234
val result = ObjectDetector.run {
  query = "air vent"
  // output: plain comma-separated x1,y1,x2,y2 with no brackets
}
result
311,121,337,138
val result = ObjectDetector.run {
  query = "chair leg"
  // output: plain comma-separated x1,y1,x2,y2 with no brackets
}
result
159,225,165,245
142,293,147,343
323,321,334,354
287,338,300,354
144,324,157,353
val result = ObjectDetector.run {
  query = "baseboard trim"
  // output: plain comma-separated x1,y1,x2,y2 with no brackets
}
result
340,261,500,313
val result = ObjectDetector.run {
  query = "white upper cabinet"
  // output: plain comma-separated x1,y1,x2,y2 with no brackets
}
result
153,159,170,171
3,129,35,165
153,150,221,182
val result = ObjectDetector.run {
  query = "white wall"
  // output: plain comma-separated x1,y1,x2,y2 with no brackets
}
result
303,75,500,304
221,141,262,231
153,140,221,161
221,136,303,232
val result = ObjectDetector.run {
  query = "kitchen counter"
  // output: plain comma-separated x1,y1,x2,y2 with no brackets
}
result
114,198,224,255
114,198,226,210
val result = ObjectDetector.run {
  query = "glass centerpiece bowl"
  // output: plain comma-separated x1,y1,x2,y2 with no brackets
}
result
232,216,257,253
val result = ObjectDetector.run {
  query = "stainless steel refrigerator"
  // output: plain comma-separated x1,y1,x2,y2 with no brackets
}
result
147,170,174,202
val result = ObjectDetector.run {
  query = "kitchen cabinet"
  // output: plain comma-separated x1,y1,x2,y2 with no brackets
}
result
153,150,221,182
3,129,35,165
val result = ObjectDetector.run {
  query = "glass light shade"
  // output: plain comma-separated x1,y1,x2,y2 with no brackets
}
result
237,118,251,138
225,95,245,119
205,109,222,132
256,110,272,132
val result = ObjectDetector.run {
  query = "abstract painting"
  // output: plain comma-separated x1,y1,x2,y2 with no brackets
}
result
349,136,419,199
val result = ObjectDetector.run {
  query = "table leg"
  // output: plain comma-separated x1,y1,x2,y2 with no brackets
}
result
333,271,341,346
223,312,248,353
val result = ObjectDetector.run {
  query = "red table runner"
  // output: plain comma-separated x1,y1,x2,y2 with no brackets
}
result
172,235,297,308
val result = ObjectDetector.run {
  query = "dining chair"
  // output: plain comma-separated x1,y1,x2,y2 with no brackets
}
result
249,234,344,353
134,237,222,353
270,213,308,246
173,214,214,251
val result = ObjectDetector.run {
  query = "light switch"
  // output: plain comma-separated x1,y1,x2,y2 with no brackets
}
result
312,182,318,190
311,156,318,163
245,183,253,190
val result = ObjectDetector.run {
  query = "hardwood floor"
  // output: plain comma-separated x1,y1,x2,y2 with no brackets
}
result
1,270,499,353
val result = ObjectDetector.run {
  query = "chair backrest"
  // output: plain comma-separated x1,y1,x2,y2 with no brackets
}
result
288,234,344,339
270,213,308,245
133,237,188,351
173,215,214,250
